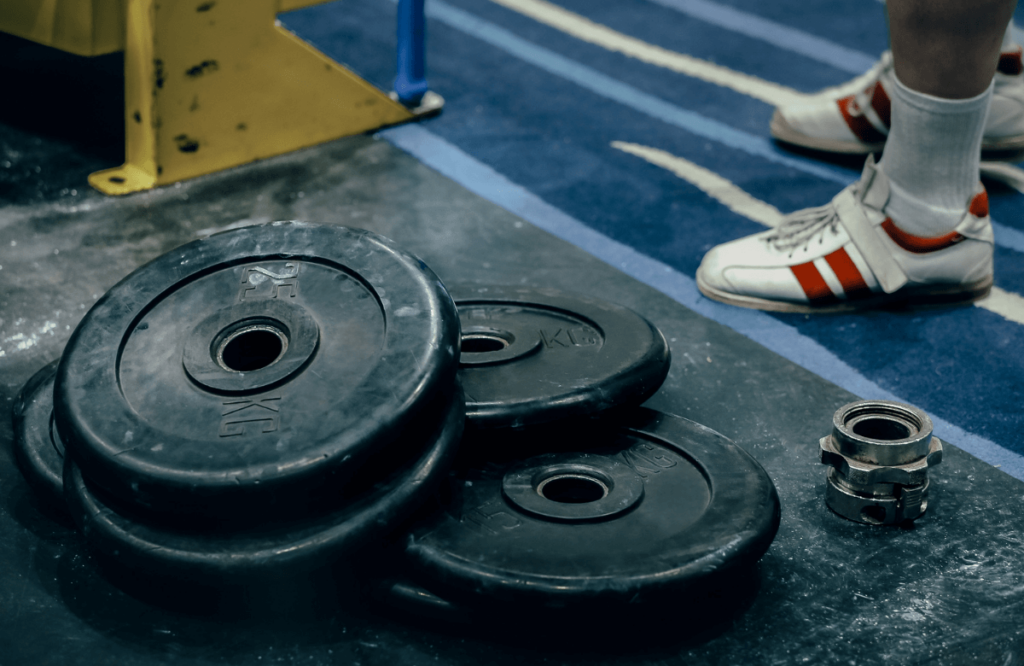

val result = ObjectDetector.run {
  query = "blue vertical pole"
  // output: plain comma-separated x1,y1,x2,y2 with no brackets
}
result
395,0,428,106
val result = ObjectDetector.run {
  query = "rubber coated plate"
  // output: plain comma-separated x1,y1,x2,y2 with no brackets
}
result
405,408,780,609
63,390,465,583
12,361,65,508
452,286,670,427
55,223,460,517
376,574,761,631
379,579,474,625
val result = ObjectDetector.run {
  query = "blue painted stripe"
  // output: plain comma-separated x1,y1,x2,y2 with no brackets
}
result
996,223,1024,254
646,0,876,74
427,0,1024,255
382,123,1024,480
427,0,850,184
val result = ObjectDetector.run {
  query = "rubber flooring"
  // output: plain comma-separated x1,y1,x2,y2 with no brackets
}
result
2,2,1024,664
278,0,1024,476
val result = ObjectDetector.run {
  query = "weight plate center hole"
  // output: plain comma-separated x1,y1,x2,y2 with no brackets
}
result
852,417,911,441
216,324,289,373
537,474,609,504
461,333,509,354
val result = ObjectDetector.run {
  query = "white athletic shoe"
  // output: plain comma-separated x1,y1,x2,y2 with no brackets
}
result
696,157,994,313
770,48,1024,154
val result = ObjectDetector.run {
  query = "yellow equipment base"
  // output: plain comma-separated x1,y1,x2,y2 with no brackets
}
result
0,0,125,56
82,0,420,195
1,0,333,56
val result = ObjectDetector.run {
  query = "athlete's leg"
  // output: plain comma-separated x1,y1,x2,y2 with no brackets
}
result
770,4,1024,155
889,0,1016,98
880,0,1015,236
697,1,1015,313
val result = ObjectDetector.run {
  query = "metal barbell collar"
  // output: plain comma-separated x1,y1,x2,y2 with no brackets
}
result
819,400,942,525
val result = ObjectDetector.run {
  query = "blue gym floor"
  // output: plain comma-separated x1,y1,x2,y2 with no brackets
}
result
282,0,1024,477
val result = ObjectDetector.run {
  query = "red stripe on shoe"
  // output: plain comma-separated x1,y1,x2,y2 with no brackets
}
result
998,49,1023,76
881,219,965,253
969,190,989,218
869,83,891,128
837,96,887,144
824,248,872,299
791,262,838,303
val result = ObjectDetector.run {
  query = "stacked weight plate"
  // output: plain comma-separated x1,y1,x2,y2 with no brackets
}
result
12,222,781,623
391,410,780,619
453,285,671,430
12,360,65,510
378,285,781,625
14,222,463,583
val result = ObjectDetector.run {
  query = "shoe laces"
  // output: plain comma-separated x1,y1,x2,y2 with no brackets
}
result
764,203,840,256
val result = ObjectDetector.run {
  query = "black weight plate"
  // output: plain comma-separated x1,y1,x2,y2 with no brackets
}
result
405,408,780,609
380,579,474,625
376,573,762,635
63,389,465,583
11,360,66,509
55,223,460,517
451,285,670,428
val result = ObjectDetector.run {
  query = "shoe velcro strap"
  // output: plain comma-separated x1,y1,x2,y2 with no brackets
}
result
834,188,908,294
857,155,889,211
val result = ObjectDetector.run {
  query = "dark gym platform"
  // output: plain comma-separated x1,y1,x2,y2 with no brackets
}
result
3,49,1024,664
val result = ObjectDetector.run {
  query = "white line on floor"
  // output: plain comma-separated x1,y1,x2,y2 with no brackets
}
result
980,285,1024,323
612,140,1024,326
645,0,877,74
490,0,1024,196
381,123,1024,479
611,141,785,227
488,0,806,107
425,0,1024,254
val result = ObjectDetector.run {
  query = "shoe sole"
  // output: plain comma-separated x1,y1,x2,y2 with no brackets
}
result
770,110,1024,157
696,272,993,314
981,134,1024,153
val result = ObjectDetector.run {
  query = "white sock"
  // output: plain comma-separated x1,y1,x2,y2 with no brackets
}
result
878,74,990,236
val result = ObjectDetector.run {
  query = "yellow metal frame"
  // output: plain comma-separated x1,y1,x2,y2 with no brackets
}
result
3,0,424,195
0,0,125,56
0,0,334,56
